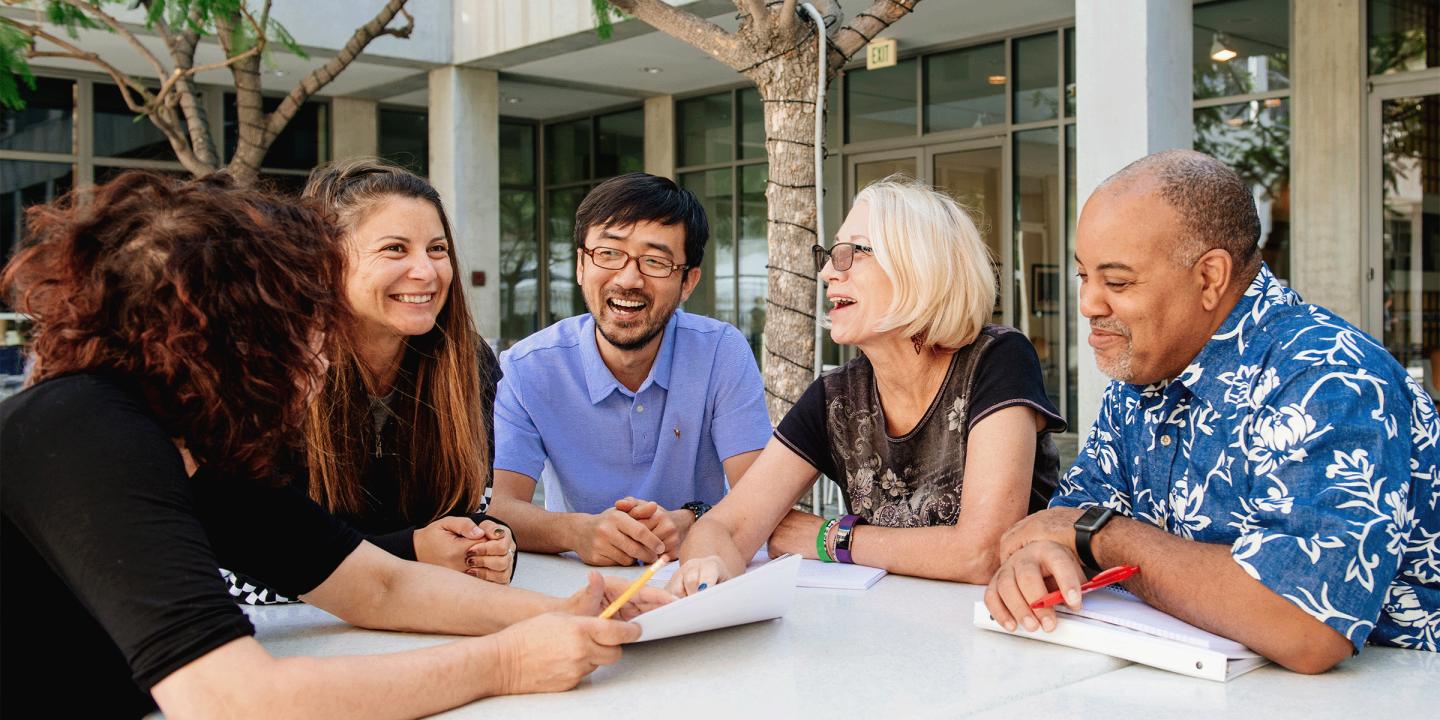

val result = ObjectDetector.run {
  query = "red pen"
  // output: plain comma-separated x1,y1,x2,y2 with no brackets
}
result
1029,565,1140,610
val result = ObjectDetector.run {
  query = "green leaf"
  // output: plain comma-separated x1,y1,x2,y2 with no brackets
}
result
0,22,37,110
267,18,308,60
592,0,627,41
44,2,102,39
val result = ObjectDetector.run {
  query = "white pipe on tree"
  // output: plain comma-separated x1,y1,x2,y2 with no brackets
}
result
800,2,827,515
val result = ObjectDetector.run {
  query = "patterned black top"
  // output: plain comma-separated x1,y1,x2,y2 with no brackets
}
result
774,326,1065,527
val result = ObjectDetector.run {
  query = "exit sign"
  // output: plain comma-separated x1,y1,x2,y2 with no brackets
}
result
866,38,897,70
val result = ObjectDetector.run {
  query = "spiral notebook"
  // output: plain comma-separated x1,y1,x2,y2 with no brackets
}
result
973,587,1270,681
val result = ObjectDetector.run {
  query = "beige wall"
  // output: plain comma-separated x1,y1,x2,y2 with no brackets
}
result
1290,0,1367,325
331,98,379,160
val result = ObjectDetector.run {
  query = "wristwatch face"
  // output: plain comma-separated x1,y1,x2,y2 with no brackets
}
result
1075,506,1112,532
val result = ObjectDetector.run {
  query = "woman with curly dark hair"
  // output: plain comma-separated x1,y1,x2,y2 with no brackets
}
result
222,158,515,604
0,171,668,718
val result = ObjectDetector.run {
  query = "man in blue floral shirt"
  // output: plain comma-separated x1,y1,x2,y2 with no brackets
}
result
984,150,1440,673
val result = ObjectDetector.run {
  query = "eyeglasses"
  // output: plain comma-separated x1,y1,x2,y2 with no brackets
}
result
580,246,689,279
812,242,874,273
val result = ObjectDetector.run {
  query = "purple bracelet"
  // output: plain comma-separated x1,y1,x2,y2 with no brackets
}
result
834,514,866,564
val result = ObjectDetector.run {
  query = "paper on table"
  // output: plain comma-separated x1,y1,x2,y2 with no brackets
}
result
631,553,800,642
651,547,886,590
1057,587,1250,655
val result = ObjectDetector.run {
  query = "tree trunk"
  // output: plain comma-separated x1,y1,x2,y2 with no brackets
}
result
748,51,822,422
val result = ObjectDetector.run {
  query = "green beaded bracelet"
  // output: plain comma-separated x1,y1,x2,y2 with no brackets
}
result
816,517,838,563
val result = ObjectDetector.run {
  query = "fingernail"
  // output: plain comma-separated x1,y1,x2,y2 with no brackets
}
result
1041,617,1056,632
495,528,506,537
698,583,708,591
1022,617,1038,632
1004,621,1017,632
1064,589,1081,606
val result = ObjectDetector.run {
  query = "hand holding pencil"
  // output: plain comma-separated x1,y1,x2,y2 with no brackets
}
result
562,558,676,621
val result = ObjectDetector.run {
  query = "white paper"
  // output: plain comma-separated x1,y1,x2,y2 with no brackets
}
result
1055,587,1252,656
651,547,886,590
631,554,800,642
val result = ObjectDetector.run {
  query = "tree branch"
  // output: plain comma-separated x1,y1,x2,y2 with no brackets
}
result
740,0,767,31
828,0,922,70
5,17,149,110
608,0,747,71
778,0,799,37
262,0,413,146
143,0,217,167
58,0,169,81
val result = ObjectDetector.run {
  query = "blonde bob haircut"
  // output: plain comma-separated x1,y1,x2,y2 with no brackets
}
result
853,174,996,351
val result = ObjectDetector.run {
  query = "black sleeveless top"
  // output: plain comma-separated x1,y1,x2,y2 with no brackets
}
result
774,326,1065,526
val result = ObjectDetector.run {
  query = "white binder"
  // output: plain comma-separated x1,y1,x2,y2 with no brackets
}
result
972,587,1271,682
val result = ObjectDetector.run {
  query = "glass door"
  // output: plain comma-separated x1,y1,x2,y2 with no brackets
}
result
1369,81,1440,399
927,142,1007,325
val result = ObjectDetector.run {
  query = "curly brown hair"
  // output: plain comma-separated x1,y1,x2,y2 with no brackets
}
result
0,171,349,480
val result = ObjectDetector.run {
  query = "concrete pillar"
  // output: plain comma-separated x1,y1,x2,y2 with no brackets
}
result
330,97,379,160
1290,0,1365,325
644,95,675,179
1073,0,1192,434
429,66,500,341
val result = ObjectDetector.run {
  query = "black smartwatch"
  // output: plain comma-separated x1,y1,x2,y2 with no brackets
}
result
681,501,711,521
1073,506,1115,575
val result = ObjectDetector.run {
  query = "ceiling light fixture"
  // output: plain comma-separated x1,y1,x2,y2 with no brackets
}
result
641,66,663,74
987,74,1006,86
1210,32,1238,63
504,96,522,104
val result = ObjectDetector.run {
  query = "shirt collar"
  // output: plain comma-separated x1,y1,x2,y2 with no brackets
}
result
1176,262,1297,405
580,310,680,405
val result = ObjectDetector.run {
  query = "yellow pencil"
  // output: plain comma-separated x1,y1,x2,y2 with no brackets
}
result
599,556,669,619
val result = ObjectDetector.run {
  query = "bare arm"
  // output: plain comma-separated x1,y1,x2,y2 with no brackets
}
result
765,406,1039,582
672,437,820,592
985,512,1354,674
489,469,666,565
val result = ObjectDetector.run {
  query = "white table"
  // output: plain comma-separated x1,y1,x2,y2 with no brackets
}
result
247,553,1439,719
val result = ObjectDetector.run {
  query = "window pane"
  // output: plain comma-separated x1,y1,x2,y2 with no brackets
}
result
596,109,644,178
500,122,536,187
1065,123,1077,430
1014,33,1059,124
1193,98,1290,283
848,58,916,143
1,76,72,153
1193,0,1290,99
546,186,590,324
500,189,539,349
1065,27,1076,117
1,160,72,324
224,94,327,170
93,165,188,186
379,108,428,177
677,92,732,167
1380,93,1440,394
679,169,733,325
739,164,768,362
925,44,1005,133
259,173,308,196
93,83,175,161
738,87,766,160
1013,128,1062,413
932,147,1003,323
545,119,591,185
1369,0,1440,75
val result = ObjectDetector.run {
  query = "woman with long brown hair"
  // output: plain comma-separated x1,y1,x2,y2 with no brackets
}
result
224,159,513,604
0,171,667,718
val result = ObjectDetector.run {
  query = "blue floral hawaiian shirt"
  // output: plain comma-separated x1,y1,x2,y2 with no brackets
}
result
1054,263,1440,652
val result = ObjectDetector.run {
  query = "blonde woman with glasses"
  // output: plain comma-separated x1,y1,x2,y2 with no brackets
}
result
668,176,1065,594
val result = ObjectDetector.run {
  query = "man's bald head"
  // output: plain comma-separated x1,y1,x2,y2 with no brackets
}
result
1096,149,1262,282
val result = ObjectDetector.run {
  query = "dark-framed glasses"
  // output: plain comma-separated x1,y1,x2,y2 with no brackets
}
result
812,242,874,273
580,246,689,279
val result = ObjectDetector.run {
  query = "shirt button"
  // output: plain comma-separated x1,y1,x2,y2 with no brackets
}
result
636,404,645,413
1160,435,1172,447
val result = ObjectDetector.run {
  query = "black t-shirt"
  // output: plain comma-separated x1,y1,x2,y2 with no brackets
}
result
1,373,363,716
775,326,1065,525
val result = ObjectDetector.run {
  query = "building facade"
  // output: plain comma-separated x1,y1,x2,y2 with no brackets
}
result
2,0,1437,447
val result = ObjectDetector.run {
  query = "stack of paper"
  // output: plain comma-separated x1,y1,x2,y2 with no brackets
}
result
973,587,1270,681
631,553,800,642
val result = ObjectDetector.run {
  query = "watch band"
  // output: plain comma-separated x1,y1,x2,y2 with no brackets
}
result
681,501,711,521
834,514,867,564
1074,506,1115,575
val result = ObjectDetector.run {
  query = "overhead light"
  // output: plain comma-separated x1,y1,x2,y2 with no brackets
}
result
1210,32,1238,63
1262,97,1282,108
504,96,522,104
1224,116,1246,127
987,74,1006,85
641,66,663,74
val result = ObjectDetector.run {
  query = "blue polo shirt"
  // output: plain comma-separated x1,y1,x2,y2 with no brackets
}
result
494,310,772,514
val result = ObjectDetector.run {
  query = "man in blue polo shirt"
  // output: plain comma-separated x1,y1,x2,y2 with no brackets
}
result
489,173,772,566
